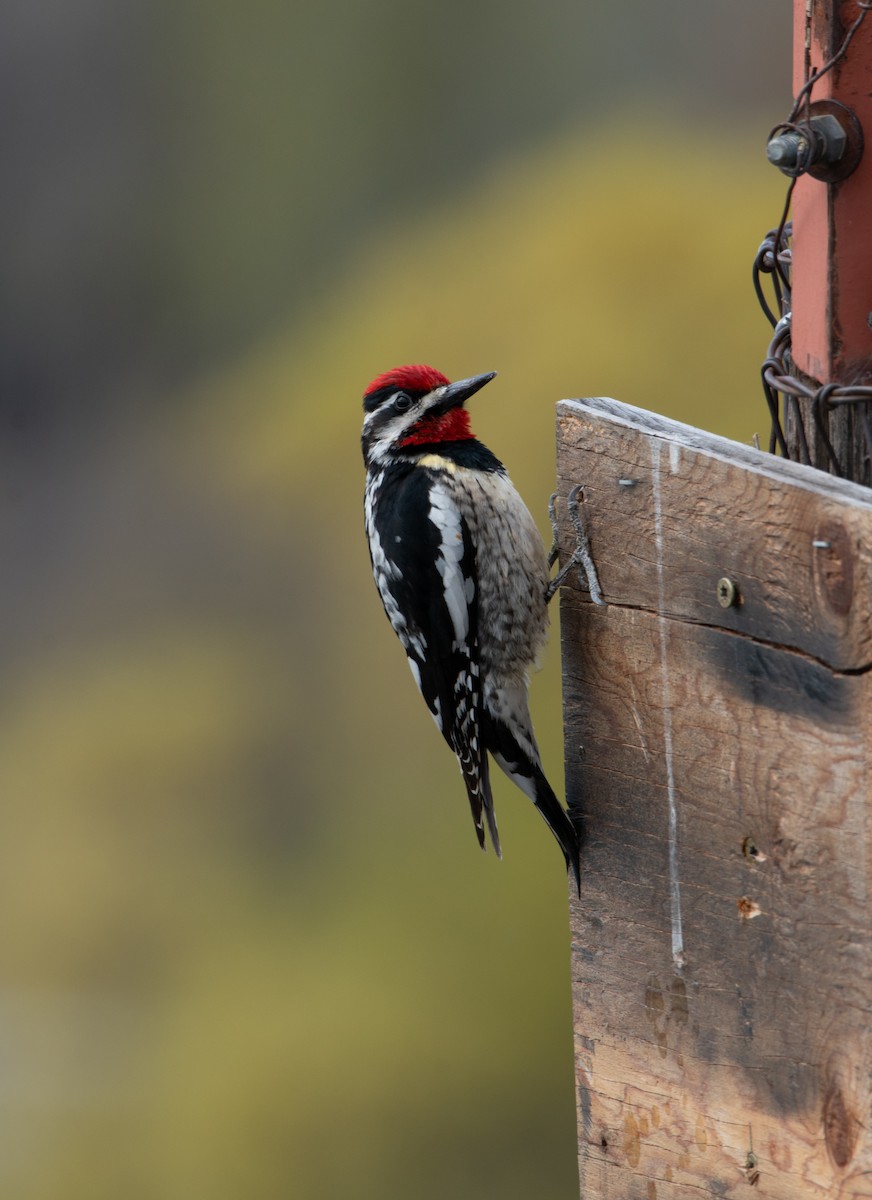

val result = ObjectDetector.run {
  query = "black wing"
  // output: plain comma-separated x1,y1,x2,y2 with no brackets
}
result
366,465,500,854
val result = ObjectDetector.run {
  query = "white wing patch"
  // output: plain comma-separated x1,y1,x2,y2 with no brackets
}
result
406,655,444,730
427,482,470,648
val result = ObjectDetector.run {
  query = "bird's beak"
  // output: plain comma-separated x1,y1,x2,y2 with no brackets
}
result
436,371,497,413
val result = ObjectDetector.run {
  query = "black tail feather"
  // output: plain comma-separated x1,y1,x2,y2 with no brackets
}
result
466,787,486,850
455,723,577,886
482,714,582,891
458,749,502,857
532,766,582,895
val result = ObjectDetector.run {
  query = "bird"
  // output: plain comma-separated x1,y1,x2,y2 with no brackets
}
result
361,364,581,890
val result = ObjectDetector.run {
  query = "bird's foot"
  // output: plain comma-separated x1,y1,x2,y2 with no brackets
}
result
546,485,605,605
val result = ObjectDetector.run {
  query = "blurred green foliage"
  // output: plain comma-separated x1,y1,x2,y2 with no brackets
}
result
0,116,785,1199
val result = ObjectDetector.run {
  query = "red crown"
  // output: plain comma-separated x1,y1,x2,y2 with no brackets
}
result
363,364,449,398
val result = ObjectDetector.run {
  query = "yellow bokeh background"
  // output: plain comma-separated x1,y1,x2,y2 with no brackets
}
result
3,29,787,1192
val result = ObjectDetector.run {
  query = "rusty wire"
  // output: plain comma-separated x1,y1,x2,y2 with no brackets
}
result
789,0,872,124
756,228,872,474
754,0,872,478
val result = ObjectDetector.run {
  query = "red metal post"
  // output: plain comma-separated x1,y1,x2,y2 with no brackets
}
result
791,0,872,385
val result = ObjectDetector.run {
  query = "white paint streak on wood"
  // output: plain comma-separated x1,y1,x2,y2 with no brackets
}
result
651,438,685,970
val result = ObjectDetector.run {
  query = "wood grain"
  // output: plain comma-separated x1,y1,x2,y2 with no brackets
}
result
556,399,872,1199
556,397,872,672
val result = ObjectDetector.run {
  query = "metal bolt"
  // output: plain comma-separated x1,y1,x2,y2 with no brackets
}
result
766,129,808,173
767,114,847,177
717,577,738,608
766,101,862,183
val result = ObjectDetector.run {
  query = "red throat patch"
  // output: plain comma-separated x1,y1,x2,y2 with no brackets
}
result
399,406,474,447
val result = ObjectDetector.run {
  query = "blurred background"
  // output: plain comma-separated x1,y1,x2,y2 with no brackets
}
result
1,2,788,1197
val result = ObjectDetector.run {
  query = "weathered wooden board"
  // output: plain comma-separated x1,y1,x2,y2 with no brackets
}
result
557,399,872,671
556,398,872,1199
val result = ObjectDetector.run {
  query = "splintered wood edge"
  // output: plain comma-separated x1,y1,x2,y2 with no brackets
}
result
558,398,872,510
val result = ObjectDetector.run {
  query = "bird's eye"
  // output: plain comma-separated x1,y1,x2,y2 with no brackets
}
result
394,391,412,412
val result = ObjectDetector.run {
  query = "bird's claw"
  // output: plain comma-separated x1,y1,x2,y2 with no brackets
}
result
546,485,605,605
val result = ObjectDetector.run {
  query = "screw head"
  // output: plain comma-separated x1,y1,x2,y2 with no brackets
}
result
717,577,738,608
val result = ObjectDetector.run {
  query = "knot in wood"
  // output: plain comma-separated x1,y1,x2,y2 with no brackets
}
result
823,1080,858,1168
813,522,854,617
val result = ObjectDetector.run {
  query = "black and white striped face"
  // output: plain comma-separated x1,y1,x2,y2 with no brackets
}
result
360,366,496,469
361,380,446,469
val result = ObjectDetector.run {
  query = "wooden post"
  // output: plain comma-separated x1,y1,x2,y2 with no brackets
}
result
792,0,872,385
556,397,872,1198
788,0,872,479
